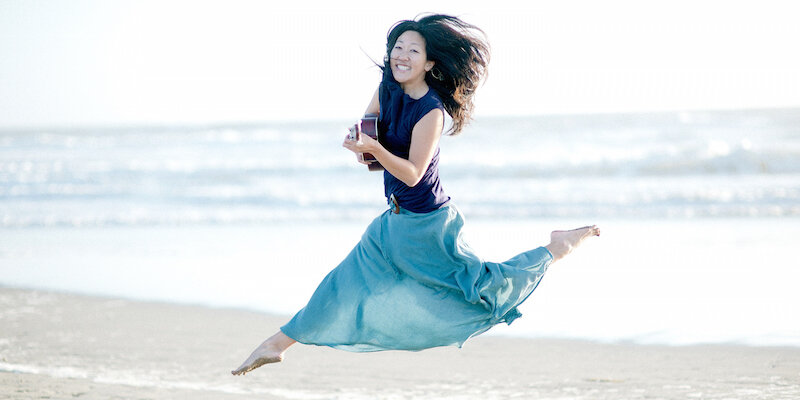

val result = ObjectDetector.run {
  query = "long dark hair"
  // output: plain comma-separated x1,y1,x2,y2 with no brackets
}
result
382,14,490,136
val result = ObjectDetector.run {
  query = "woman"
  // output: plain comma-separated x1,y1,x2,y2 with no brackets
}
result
232,14,599,375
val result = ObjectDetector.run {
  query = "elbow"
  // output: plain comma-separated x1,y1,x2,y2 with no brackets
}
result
400,171,424,188
402,161,433,187
404,177,423,188
394,159,429,187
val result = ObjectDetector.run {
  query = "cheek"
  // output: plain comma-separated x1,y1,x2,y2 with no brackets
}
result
416,56,430,69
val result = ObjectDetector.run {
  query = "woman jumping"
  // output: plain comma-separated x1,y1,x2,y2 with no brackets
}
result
232,13,599,375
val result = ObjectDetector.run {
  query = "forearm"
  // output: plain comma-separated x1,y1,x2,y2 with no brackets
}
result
371,147,426,187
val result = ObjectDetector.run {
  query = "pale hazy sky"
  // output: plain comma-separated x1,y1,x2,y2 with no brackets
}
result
1,0,798,128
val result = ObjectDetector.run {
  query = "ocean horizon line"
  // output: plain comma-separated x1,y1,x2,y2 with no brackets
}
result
2,105,798,133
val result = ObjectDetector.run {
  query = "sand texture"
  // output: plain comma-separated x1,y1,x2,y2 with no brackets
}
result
1,287,799,399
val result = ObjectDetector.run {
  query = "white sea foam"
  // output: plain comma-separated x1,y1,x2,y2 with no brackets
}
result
0,361,326,399
0,362,89,379
1,109,799,227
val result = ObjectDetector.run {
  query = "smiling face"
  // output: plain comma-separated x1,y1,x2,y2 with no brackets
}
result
390,30,434,91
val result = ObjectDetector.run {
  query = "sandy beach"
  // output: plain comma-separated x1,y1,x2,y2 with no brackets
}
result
1,287,798,400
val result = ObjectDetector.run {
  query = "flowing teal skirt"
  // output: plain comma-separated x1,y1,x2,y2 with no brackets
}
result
281,204,553,352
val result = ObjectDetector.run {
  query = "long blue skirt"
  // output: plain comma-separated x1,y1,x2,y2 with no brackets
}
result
281,204,553,352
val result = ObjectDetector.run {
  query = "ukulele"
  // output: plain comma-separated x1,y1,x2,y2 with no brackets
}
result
348,113,384,171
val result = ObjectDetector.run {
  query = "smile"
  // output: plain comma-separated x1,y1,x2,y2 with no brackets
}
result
395,64,411,71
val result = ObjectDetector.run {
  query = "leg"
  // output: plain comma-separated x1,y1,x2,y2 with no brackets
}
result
231,330,296,375
545,225,600,263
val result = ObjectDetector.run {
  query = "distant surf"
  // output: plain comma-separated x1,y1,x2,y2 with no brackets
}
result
2,108,798,227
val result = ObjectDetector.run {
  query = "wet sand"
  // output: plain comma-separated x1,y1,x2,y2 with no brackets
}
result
1,287,798,399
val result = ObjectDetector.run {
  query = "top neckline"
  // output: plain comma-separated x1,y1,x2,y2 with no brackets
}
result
403,87,430,101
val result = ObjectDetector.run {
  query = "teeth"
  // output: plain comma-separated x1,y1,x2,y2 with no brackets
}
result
396,65,411,71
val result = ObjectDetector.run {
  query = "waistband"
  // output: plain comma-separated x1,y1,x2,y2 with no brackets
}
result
387,194,453,216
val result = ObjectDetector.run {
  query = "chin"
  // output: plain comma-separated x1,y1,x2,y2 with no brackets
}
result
392,72,420,85
391,74,408,84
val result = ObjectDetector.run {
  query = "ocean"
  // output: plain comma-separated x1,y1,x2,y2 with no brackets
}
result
1,108,799,347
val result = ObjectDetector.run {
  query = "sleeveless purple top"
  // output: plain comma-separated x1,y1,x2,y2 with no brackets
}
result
379,79,450,213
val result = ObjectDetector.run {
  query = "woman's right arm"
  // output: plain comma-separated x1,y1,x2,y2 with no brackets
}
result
364,86,380,115
342,87,381,165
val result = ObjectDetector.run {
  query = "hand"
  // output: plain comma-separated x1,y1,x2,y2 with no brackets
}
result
342,127,380,165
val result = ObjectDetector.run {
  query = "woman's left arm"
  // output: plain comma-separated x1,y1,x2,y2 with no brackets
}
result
343,108,443,187
386,109,444,186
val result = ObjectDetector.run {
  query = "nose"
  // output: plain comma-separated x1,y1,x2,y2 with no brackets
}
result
392,47,411,60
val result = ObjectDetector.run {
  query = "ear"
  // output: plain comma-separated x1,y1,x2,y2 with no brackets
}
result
425,61,435,72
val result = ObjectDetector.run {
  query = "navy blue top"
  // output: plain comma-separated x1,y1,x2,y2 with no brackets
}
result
379,79,450,213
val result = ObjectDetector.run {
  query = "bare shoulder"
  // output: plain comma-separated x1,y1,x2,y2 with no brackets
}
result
416,108,444,132
365,86,380,115
411,108,445,147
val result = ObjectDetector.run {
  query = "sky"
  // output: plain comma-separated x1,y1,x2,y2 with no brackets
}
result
1,0,799,129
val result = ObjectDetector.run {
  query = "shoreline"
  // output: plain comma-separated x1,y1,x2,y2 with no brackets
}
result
2,286,799,399
4,217,799,348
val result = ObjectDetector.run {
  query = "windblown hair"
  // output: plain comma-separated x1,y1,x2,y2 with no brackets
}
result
383,14,490,135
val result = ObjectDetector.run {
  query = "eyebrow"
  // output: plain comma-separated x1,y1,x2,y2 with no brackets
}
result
396,39,422,47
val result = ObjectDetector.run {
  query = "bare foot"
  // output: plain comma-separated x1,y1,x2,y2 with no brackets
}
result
231,344,283,375
231,332,296,376
545,225,600,262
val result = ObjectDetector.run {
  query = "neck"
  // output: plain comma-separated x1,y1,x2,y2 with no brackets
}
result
401,80,429,100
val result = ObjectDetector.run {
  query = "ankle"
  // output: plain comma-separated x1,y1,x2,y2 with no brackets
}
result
545,242,567,262
264,332,296,354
